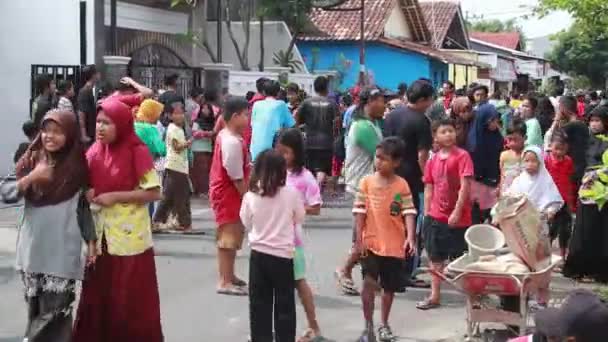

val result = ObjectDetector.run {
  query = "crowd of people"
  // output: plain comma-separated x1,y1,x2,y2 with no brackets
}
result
3,64,608,342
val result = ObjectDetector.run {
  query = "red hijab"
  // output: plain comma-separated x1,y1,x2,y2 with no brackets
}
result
86,99,153,195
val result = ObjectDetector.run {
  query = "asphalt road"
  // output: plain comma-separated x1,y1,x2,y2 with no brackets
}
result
0,199,584,342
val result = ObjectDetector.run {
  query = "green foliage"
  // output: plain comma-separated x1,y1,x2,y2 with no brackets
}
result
258,0,314,33
467,18,527,50
594,286,608,302
272,50,304,72
536,0,608,38
547,23,608,88
579,148,608,209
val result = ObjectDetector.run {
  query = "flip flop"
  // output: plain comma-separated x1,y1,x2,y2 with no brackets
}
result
233,278,248,287
416,298,440,310
217,285,248,296
409,278,431,288
334,270,359,295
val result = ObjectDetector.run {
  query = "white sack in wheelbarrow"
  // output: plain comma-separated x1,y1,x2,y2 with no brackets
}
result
492,194,552,271
464,253,531,274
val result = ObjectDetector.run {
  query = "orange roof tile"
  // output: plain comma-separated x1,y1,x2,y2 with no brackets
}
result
470,32,521,51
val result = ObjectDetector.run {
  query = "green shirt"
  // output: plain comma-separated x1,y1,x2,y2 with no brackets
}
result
345,119,383,193
134,122,166,158
525,117,543,148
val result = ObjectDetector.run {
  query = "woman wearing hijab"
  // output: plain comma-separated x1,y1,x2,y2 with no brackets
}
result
450,96,474,148
564,106,608,283
72,99,164,341
466,100,504,223
8,110,96,341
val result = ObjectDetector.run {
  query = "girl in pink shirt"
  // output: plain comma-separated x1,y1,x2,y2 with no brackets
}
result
276,128,326,341
240,149,305,342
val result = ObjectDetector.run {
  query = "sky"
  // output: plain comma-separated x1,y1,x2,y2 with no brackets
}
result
457,0,573,38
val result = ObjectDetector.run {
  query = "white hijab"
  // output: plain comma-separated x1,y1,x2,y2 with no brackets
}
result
508,146,564,212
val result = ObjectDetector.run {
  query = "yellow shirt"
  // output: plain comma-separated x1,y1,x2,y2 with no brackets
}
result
94,170,160,256
165,123,189,174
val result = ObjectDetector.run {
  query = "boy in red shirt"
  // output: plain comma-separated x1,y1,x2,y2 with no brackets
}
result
209,96,251,296
544,131,574,258
418,118,474,310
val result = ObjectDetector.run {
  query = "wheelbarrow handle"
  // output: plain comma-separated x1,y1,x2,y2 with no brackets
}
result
417,267,465,287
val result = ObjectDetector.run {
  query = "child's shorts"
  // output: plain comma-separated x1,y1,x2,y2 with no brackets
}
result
360,251,404,293
216,223,244,250
294,246,306,281
423,216,467,263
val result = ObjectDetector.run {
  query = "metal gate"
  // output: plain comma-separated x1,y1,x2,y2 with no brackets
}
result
129,44,202,98
30,64,83,113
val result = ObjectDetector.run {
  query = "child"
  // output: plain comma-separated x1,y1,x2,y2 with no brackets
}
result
544,132,574,259
55,80,75,112
10,110,96,342
499,119,526,195
191,99,215,196
13,120,38,164
418,118,474,311
209,96,250,295
72,99,163,341
135,99,166,218
507,145,563,306
276,128,325,341
135,99,166,159
240,149,305,342
353,137,417,341
153,101,192,231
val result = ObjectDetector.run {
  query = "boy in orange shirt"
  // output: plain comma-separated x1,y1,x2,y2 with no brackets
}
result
353,137,417,342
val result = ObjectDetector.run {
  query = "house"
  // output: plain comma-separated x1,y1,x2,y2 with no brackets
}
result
470,37,549,94
470,32,523,51
418,1,486,88
296,0,476,90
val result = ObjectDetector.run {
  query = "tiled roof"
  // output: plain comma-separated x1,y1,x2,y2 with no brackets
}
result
302,0,394,41
419,1,460,49
396,0,432,42
470,32,521,50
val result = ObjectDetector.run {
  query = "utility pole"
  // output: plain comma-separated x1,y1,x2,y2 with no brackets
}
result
359,0,365,85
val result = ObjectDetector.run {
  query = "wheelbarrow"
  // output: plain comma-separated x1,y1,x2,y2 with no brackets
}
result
422,254,561,341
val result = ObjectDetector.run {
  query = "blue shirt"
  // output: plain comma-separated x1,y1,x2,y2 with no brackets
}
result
250,98,295,161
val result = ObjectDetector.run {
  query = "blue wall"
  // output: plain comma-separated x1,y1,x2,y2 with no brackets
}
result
298,41,448,91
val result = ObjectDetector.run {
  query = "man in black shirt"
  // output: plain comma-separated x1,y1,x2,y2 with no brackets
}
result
77,65,101,144
297,76,339,186
32,75,56,128
383,79,435,288
383,79,434,211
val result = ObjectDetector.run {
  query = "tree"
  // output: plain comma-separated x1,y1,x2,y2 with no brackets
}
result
258,0,314,70
536,0,608,38
547,22,608,88
172,0,253,70
225,0,252,70
468,18,527,50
